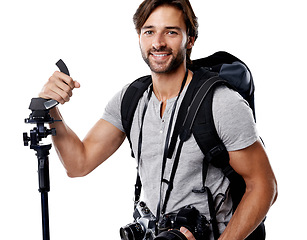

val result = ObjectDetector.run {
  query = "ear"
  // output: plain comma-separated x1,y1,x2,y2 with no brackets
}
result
187,36,195,49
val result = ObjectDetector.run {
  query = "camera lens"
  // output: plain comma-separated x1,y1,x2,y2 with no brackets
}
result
155,229,187,240
120,223,145,240
120,227,133,240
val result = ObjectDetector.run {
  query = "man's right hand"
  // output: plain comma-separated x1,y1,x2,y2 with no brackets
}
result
39,71,80,104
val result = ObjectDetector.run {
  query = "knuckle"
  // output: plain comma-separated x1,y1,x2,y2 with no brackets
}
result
48,75,57,84
62,92,70,102
40,85,51,98
66,89,73,97
53,71,61,78
66,78,75,88
63,84,71,92
55,97,64,104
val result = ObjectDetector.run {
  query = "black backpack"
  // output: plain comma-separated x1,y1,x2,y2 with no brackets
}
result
121,51,265,239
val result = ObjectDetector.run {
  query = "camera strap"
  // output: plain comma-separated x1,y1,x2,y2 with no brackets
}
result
134,84,153,204
134,70,188,208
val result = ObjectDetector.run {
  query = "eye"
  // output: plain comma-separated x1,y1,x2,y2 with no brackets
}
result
166,30,180,37
144,30,154,35
168,31,178,35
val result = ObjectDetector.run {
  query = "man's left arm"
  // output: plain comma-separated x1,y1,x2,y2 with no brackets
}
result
218,139,278,240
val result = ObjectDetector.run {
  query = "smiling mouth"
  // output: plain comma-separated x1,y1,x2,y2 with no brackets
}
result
152,53,170,57
150,51,173,60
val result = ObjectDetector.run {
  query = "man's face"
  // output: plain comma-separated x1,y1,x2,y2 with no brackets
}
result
139,5,192,74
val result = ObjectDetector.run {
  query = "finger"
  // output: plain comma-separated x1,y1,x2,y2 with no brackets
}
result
56,89,71,103
39,79,71,104
44,76,72,99
53,71,75,89
74,80,81,88
180,227,196,240
55,79,73,97
39,88,66,104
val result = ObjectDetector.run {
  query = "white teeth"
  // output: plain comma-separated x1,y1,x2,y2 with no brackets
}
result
152,53,168,57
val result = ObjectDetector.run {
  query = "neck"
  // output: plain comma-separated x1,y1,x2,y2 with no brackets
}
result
151,64,191,102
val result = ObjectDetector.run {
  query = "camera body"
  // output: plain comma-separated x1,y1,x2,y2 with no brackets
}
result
156,206,210,240
120,203,210,240
120,201,157,240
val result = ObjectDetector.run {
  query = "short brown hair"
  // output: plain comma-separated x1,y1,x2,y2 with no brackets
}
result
133,0,198,63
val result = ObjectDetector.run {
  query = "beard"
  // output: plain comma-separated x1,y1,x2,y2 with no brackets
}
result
141,46,186,74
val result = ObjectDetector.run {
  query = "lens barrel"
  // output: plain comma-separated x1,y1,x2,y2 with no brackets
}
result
155,229,187,240
120,223,145,240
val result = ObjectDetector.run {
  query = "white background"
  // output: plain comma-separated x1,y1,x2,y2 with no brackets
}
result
1,0,306,239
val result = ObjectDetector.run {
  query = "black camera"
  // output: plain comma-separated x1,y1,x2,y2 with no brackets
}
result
120,204,210,240
156,206,210,240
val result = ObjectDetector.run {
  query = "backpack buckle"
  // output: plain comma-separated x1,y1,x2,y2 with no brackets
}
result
206,144,226,163
222,165,234,177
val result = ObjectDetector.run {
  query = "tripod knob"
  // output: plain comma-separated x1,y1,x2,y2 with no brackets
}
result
47,128,56,136
23,132,30,146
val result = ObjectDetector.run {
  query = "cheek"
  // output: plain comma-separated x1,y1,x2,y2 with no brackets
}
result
175,36,189,50
139,38,151,52
178,39,189,53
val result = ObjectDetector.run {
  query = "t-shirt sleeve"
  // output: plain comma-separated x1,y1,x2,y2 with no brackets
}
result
101,84,129,133
212,86,258,152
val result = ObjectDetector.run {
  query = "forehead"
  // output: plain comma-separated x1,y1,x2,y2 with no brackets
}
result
142,5,186,31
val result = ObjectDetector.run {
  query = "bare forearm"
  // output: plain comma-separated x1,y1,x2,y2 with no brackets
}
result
219,182,277,240
49,107,86,177
49,108,126,177
218,140,278,239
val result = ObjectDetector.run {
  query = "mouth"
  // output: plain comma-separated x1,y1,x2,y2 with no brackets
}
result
152,53,170,57
150,52,172,61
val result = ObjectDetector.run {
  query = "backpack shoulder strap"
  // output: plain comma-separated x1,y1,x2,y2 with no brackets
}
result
121,75,152,204
121,75,152,154
167,68,218,158
180,72,232,170
191,81,234,175
189,72,249,211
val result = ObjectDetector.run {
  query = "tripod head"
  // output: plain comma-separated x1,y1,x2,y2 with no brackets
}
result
23,98,58,148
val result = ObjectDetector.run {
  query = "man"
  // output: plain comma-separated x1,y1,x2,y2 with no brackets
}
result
39,0,277,239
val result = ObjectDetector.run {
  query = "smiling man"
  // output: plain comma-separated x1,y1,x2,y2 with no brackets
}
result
136,3,195,117
139,6,189,74
39,0,277,239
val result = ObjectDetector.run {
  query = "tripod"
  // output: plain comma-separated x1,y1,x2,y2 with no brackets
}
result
23,99,57,240
23,60,70,240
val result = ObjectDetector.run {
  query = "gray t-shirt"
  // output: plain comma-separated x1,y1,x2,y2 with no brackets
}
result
102,80,258,235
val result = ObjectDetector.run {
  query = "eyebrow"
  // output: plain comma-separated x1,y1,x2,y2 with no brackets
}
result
141,25,182,31
166,26,182,31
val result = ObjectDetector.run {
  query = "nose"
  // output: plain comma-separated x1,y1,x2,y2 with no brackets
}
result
152,33,166,50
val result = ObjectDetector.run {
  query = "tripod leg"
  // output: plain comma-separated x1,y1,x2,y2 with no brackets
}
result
33,145,52,240
41,192,50,240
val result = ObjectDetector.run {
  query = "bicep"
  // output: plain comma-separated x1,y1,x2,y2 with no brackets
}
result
82,119,126,173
